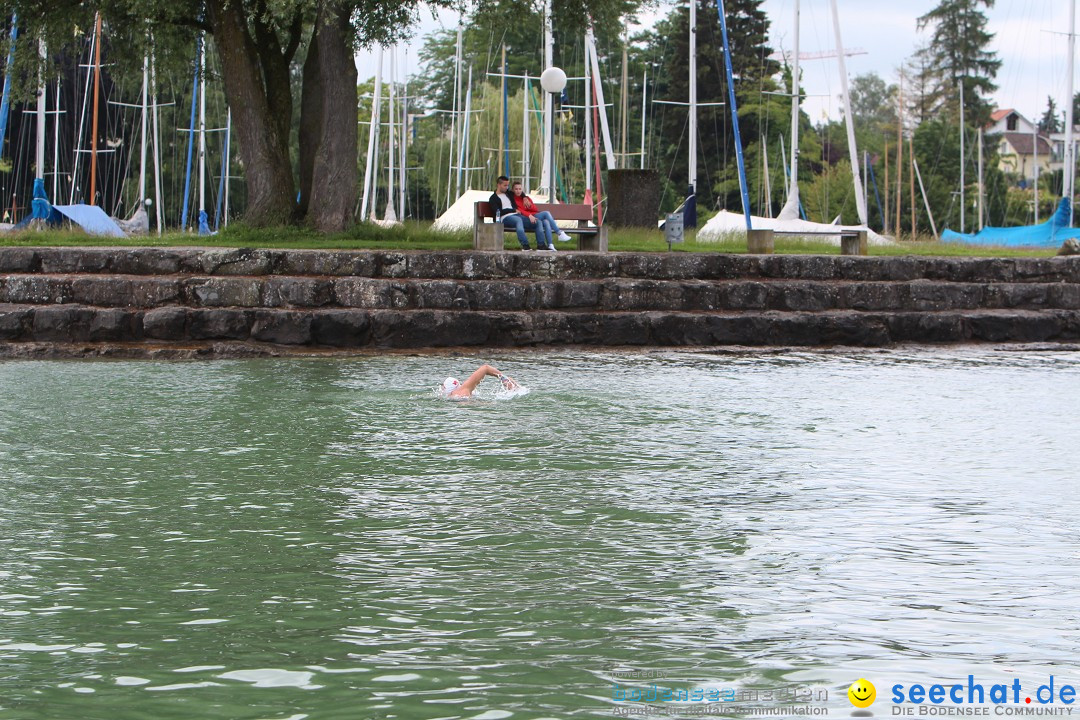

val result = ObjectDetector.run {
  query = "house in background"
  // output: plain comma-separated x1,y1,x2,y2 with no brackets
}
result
987,109,1054,187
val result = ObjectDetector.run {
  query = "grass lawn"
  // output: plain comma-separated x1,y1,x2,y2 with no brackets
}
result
0,221,1060,258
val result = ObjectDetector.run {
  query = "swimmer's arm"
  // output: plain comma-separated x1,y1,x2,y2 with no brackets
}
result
458,364,502,395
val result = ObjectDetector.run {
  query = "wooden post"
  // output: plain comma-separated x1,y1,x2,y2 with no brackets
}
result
909,137,916,239
90,12,102,206
884,142,890,234
747,229,775,254
841,230,868,256
895,75,903,241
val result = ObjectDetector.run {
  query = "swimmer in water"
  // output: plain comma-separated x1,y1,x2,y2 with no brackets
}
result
440,364,519,399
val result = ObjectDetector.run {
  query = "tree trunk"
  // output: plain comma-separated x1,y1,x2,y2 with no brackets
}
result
206,0,296,226
306,4,358,232
298,33,322,221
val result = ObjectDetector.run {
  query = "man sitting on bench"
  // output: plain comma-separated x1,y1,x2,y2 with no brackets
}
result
489,176,554,251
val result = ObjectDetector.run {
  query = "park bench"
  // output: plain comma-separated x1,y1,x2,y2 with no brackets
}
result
473,201,609,252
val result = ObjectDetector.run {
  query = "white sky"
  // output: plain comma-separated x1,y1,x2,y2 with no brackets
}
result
355,0,1076,125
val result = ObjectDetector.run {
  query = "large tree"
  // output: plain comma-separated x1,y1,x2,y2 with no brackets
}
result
915,0,1001,126
2,0,455,230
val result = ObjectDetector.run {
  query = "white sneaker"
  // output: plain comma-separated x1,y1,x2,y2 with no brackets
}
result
557,231,572,242
539,245,556,252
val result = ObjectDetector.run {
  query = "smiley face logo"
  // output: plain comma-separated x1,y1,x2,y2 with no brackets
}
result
848,679,876,708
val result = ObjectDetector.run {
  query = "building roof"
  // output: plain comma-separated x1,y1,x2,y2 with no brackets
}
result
990,108,1016,123
1003,132,1053,156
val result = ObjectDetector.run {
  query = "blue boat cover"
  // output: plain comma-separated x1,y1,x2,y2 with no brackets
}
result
53,204,126,237
941,197,1080,247
13,179,125,237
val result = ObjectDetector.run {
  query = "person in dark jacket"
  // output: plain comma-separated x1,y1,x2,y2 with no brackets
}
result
489,176,553,250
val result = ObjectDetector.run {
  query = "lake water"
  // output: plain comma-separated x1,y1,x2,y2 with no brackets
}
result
1,349,1078,720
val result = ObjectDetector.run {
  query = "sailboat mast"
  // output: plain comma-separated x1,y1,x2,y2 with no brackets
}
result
688,0,697,193
640,69,648,170
778,0,800,220
959,79,965,234
89,11,102,205
198,33,206,215
150,50,163,233
139,54,148,202
895,74,902,238
523,77,531,190
446,24,462,208
53,82,60,199
1065,0,1076,225
35,39,46,182
584,27,593,193
977,127,984,230
830,0,867,225
461,66,473,193
620,30,629,169
70,16,96,204
386,48,395,220
224,108,231,228
455,26,466,199
360,47,382,221
542,0,553,199
400,51,407,221
716,0,751,228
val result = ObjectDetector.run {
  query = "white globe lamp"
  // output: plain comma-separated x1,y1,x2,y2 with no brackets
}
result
540,67,567,202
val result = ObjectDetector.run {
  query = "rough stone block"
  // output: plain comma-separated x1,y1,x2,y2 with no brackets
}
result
312,310,371,347
111,249,183,275
38,248,113,274
187,248,275,275
276,250,376,277
251,310,313,344
0,249,39,273
32,305,96,342
263,277,334,307
143,307,188,340
189,309,252,339
0,306,33,340
187,277,263,307
88,309,137,341
1,276,74,304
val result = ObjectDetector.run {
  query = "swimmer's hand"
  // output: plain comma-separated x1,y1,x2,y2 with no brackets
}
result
499,374,519,390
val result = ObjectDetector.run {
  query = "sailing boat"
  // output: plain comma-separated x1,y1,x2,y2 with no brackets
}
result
699,0,889,245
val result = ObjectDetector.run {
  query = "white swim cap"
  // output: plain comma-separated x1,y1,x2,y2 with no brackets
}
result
440,377,461,395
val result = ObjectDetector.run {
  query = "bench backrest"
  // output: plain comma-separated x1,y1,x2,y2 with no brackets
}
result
475,201,593,222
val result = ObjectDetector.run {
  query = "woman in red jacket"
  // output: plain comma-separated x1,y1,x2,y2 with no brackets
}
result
510,181,572,244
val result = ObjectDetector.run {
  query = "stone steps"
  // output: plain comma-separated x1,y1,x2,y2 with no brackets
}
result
2,248,1080,353
2,273,1079,313
2,303,1078,348
2,247,1080,282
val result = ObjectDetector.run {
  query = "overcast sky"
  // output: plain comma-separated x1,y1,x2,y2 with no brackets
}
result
355,0,1076,125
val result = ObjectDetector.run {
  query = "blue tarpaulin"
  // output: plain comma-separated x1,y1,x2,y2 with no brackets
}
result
942,197,1080,248
53,204,126,237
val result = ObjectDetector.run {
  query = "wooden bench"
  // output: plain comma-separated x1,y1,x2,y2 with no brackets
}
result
473,201,609,252
748,228,868,255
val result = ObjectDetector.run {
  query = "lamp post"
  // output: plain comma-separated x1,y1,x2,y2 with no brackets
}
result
540,66,567,202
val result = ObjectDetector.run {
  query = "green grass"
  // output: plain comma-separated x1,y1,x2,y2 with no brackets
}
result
0,221,1060,258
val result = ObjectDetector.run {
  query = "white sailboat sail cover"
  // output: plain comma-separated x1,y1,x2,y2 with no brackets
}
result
698,209,892,246
432,190,494,232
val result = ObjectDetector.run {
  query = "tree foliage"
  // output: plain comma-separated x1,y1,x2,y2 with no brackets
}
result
915,0,1001,126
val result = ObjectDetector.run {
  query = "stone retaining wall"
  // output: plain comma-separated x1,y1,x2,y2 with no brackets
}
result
2,247,1079,357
